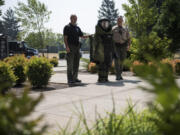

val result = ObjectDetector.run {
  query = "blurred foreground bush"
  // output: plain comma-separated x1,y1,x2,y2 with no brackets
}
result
0,89,47,135
133,62,180,135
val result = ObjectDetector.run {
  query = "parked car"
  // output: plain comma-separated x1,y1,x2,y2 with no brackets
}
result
8,41,39,57
0,34,38,59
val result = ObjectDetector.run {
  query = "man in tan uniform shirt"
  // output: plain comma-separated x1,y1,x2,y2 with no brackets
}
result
112,16,131,80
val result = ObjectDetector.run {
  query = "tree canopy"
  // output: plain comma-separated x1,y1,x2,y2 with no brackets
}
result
98,0,119,26
15,0,51,49
1,8,20,40
0,0,4,16
123,0,171,62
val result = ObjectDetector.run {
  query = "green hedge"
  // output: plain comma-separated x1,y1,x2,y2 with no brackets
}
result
26,57,53,88
59,51,66,59
0,61,16,94
49,57,58,67
4,55,27,85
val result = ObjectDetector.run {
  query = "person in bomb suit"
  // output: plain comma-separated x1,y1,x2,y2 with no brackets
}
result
90,19,113,83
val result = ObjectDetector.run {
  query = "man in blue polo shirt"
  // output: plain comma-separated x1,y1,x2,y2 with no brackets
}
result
63,14,89,85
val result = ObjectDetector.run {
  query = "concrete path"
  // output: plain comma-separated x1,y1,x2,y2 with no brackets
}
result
29,60,176,133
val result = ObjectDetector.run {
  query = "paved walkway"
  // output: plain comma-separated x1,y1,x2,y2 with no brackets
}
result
29,60,174,133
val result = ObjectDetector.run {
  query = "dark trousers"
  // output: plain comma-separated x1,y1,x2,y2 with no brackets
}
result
98,63,109,81
66,45,80,82
114,43,127,78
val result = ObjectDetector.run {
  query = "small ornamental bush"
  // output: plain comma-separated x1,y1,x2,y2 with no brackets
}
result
27,57,53,88
3,56,12,63
4,55,27,84
174,59,180,75
131,61,144,73
88,62,98,73
49,57,58,67
0,61,16,94
109,61,115,74
59,51,66,59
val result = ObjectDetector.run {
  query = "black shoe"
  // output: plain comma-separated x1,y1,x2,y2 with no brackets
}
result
75,79,81,83
116,76,123,80
68,80,75,84
98,78,106,83
105,78,109,82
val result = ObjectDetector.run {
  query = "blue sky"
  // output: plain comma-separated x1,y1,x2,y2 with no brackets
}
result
2,0,129,34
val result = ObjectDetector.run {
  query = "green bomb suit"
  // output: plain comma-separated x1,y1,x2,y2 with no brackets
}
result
91,19,113,82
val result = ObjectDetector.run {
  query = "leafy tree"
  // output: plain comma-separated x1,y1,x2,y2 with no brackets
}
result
0,0,4,33
154,0,180,52
0,0,4,16
80,38,90,51
24,32,41,49
25,29,63,49
123,0,158,38
123,0,171,62
15,0,51,49
98,0,119,26
2,8,20,40
43,29,61,47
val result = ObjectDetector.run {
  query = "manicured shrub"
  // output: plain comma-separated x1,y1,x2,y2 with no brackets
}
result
88,62,98,73
0,61,16,94
4,55,27,85
27,57,53,88
81,58,90,70
59,51,66,59
174,59,180,75
109,61,115,74
49,57,58,67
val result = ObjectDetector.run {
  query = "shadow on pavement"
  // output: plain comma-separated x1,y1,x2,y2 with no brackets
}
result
96,79,141,87
123,79,142,84
96,81,124,87
68,83,88,87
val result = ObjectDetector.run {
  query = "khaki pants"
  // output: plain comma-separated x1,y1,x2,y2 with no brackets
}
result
114,43,127,78
66,45,80,82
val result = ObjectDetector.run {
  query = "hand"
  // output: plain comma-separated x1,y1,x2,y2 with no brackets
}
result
127,45,130,51
82,35,93,39
66,47,70,53
89,34,94,38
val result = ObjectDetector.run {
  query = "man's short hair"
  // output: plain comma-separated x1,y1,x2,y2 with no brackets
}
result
118,16,123,20
70,14,77,20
